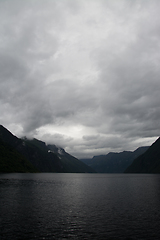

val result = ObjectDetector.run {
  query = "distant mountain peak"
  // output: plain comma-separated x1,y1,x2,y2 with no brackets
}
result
81,146,149,173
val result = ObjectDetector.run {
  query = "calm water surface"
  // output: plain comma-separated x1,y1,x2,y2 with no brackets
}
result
0,173,160,239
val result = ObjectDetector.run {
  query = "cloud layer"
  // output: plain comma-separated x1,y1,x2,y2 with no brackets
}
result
0,0,160,158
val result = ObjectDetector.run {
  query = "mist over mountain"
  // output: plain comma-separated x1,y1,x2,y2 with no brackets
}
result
1,124,159,174
0,125,94,173
1,1,160,159
125,137,160,173
80,147,149,173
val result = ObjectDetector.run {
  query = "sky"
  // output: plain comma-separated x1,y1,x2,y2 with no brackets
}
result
0,0,160,158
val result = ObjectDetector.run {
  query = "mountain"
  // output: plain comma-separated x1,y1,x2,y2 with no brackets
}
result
0,139,38,173
80,147,149,173
48,144,96,173
0,125,38,173
0,125,94,173
124,137,160,173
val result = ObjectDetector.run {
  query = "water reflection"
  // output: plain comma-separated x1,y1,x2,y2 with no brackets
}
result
0,173,160,239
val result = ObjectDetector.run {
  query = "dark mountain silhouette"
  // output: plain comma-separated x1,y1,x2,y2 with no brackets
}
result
80,147,149,173
0,139,38,173
125,137,160,173
0,125,95,173
48,144,96,173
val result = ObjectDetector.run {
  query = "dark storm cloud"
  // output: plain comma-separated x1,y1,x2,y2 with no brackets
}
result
0,0,160,157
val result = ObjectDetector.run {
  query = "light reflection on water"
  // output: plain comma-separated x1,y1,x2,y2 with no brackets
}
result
0,173,160,239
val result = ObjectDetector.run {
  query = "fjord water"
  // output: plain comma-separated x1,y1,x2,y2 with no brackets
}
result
0,173,160,240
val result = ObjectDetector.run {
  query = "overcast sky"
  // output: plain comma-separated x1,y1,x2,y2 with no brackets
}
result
0,0,160,158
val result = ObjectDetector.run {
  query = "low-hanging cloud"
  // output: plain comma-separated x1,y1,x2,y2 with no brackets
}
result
0,0,160,158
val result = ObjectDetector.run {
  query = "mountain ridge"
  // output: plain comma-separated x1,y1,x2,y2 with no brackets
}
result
1,125,160,174
125,137,160,173
80,146,149,173
0,125,95,173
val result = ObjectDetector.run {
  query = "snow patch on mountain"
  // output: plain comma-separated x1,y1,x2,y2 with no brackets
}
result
58,147,64,155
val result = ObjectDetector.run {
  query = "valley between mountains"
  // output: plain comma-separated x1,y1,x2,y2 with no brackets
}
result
0,125,160,173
